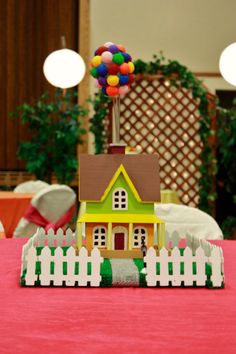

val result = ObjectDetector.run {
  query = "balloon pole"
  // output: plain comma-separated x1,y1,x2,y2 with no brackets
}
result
112,96,120,144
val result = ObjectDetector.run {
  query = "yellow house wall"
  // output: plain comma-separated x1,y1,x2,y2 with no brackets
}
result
133,223,154,249
85,223,108,251
85,222,155,252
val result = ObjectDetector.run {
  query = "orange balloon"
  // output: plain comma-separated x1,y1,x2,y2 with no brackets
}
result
106,86,119,96
120,63,130,74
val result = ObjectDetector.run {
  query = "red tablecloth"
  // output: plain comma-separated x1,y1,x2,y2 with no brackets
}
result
0,192,34,238
0,239,235,354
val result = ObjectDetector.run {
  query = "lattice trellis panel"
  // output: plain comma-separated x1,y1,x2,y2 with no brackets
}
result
103,75,215,207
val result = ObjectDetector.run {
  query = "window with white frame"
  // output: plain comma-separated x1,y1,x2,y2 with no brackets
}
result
133,227,147,248
93,226,107,248
112,188,128,210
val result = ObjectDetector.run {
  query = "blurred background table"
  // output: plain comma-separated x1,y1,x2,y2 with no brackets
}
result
0,192,34,238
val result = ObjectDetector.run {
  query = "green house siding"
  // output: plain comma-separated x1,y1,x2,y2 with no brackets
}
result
86,173,154,214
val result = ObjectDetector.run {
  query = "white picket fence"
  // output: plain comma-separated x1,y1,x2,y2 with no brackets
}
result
21,228,224,288
144,243,224,288
21,228,103,287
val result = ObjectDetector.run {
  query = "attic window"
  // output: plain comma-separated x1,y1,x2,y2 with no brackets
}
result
133,227,147,248
112,188,128,210
93,226,107,248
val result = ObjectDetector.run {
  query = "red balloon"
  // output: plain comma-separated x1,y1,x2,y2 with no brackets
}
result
106,86,119,96
96,46,108,55
107,63,120,75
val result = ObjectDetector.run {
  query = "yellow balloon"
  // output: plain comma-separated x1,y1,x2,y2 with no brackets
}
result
128,62,135,73
91,55,102,67
107,75,119,86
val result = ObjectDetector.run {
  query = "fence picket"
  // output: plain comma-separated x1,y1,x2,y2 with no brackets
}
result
210,248,223,287
65,229,73,246
47,229,55,247
39,247,51,285
77,247,89,286
66,247,76,286
183,247,193,286
159,248,169,286
53,247,64,286
56,228,64,247
144,247,157,286
172,247,181,286
195,247,207,286
25,247,38,285
90,248,103,286
171,231,179,248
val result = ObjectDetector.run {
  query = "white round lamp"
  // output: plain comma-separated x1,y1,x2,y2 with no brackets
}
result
219,42,236,86
43,48,86,89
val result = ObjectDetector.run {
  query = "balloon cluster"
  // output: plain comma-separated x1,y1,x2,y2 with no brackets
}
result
90,42,135,97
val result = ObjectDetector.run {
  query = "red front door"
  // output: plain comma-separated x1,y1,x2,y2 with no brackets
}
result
114,233,125,250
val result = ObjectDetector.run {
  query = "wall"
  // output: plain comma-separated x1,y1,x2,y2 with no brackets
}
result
90,0,236,92
0,0,79,171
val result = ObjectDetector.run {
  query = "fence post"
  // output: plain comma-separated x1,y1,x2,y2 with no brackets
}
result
25,247,38,286
210,247,224,287
144,247,157,286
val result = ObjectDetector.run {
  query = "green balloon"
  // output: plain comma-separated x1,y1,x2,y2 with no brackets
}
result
90,67,99,78
112,53,124,65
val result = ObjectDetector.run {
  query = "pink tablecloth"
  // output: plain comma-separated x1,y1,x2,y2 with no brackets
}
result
0,239,235,354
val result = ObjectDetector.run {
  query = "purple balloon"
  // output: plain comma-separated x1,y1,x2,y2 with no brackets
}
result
98,76,107,87
122,52,132,63
108,45,120,54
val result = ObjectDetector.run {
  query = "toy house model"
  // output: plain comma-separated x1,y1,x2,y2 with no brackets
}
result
77,146,165,258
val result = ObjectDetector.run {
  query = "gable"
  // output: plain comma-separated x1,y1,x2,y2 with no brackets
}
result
86,172,154,214
100,164,141,203
79,154,160,202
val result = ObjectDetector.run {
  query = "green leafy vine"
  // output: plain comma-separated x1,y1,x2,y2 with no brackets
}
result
90,54,216,214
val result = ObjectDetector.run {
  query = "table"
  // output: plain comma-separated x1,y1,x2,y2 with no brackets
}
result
0,192,34,238
0,239,235,353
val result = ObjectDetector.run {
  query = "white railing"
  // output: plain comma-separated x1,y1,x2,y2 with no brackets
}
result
21,228,76,274
144,244,224,288
21,228,224,288
24,246,103,287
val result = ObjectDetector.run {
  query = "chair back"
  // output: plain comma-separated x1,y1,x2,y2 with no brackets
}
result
13,185,76,238
155,203,223,240
14,180,49,193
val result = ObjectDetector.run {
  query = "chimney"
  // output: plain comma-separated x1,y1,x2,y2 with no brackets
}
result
108,143,126,155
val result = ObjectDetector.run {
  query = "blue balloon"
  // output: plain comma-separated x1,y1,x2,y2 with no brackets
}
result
97,64,108,77
119,74,129,85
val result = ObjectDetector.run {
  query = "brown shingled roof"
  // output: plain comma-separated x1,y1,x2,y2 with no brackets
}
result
79,154,160,202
